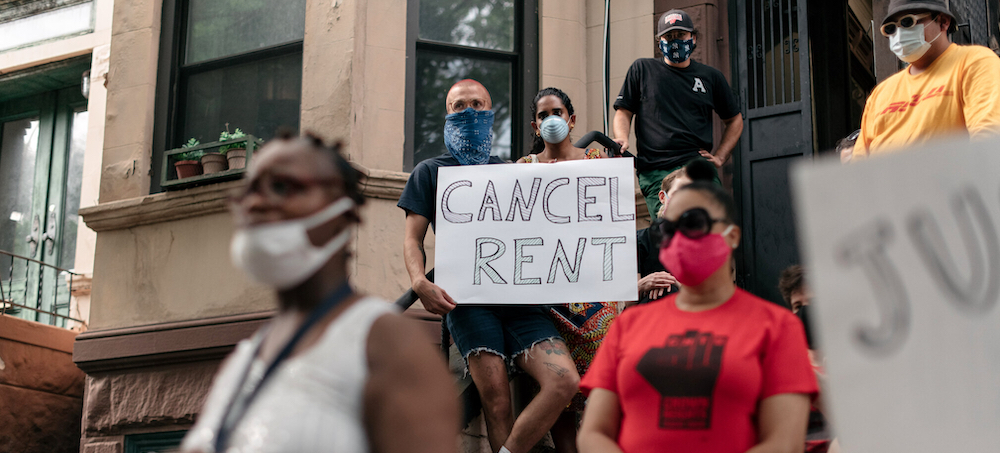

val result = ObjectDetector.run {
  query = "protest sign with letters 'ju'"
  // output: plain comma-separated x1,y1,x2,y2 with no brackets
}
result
435,158,639,304
792,137,1000,452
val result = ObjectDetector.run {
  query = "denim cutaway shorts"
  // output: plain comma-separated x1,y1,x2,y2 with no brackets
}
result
446,305,563,368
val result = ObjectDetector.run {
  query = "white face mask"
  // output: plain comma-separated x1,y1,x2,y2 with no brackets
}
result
231,197,355,290
889,22,942,63
539,115,570,144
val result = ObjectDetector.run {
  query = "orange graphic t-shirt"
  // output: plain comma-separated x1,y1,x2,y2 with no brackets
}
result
854,44,1000,157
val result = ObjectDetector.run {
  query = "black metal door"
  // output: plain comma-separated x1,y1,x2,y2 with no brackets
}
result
733,0,813,304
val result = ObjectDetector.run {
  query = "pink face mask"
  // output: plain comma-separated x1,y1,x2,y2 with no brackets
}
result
659,225,734,287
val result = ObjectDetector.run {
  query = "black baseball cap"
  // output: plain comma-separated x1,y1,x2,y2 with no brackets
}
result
657,10,694,37
883,0,958,32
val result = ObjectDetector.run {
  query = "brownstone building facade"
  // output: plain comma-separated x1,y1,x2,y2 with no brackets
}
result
2,0,996,451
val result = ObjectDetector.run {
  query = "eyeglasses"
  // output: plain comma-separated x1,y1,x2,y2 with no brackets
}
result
230,173,338,205
880,13,932,36
847,129,861,141
449,98,489,112
651,207,728,247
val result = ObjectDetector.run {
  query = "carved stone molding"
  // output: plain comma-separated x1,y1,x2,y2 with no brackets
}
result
69,273,92,297
78,181,241,232
73,311,274,374
354,163,408,200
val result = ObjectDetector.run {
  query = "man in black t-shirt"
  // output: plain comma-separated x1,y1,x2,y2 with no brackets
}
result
613,9,744,218
398,80,579,453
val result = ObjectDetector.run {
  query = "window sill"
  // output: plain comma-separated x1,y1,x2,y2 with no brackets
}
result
161,136,260,191
79,180,240,232
80,165,412,232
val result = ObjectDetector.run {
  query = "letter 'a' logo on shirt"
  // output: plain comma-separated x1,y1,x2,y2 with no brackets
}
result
692,77,707,93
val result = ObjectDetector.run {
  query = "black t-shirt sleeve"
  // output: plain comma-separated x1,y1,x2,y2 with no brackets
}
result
614,60,642,113
711,71,741,119
636,228,652,276
397,161,436,221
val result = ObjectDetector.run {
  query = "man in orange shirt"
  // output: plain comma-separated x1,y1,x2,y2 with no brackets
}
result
854,0,1000,158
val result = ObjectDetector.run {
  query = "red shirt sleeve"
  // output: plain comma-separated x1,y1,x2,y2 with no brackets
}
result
761,311,819,400
580,311,626,396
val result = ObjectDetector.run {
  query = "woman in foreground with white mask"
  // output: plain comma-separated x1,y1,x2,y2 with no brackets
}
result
181,132,458,453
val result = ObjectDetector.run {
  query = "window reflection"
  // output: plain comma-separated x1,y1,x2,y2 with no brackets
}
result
413,53,512,164
185,0,307,64
60,110,88,271
181,53,303,144
0,118,39,266
418,0,515,51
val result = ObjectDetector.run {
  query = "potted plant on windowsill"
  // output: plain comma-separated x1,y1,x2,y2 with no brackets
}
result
174,139,204,179
197,139,226,175
220,127,248,169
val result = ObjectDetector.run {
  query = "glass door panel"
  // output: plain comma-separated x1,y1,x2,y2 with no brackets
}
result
0,88,85,326
0,118,40,264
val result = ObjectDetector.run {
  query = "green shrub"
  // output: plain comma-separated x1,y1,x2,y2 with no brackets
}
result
219,128,247,155
176,150,205,161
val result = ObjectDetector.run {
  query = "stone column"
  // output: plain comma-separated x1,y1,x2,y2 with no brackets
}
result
99,0,162,202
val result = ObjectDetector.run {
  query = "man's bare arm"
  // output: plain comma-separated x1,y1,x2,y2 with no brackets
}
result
403,212,456,314
701,113,744,168
612,108,634,154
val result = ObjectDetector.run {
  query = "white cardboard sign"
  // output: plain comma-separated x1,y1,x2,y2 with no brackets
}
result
435,158,639,304
791,137,1000,452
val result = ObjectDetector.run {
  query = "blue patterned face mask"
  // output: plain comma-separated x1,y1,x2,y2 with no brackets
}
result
660,38,696,64
444,108,494,165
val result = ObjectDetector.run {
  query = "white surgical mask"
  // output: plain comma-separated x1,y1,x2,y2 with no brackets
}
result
889,23,941,63
539,115,570,144
231,197,355,290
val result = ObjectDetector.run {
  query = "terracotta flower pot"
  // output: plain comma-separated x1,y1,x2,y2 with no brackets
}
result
174,160,203,179
226,148,247,169
201,153,228,173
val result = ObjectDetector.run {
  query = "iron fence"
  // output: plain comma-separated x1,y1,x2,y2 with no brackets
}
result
0,249,85,328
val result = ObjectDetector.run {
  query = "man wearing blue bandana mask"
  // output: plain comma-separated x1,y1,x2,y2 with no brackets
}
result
444,107,495,165
398,80,578,453
399,79,504,306
613,9,744,219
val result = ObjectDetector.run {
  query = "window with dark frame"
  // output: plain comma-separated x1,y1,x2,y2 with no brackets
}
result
152,0,306,192
405,0,538,170
124,430,187,453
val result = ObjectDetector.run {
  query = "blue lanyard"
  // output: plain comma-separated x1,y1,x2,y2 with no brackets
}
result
214,282,354,451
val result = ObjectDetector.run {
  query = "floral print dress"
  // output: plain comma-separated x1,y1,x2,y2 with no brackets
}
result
522,148,623,411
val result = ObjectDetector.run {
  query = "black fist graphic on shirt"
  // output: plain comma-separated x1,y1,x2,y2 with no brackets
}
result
636,330,727,429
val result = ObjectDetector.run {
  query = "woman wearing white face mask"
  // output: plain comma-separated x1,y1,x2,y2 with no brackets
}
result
578,161,817,453
518,87,605,164
516,88,617,453
181,133,458,453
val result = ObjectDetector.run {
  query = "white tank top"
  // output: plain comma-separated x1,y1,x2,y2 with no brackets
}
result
181,297,396,453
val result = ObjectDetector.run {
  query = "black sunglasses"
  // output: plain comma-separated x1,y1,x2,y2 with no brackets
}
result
651,208,729,247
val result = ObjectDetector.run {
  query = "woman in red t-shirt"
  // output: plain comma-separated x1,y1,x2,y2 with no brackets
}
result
578,170,817,453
